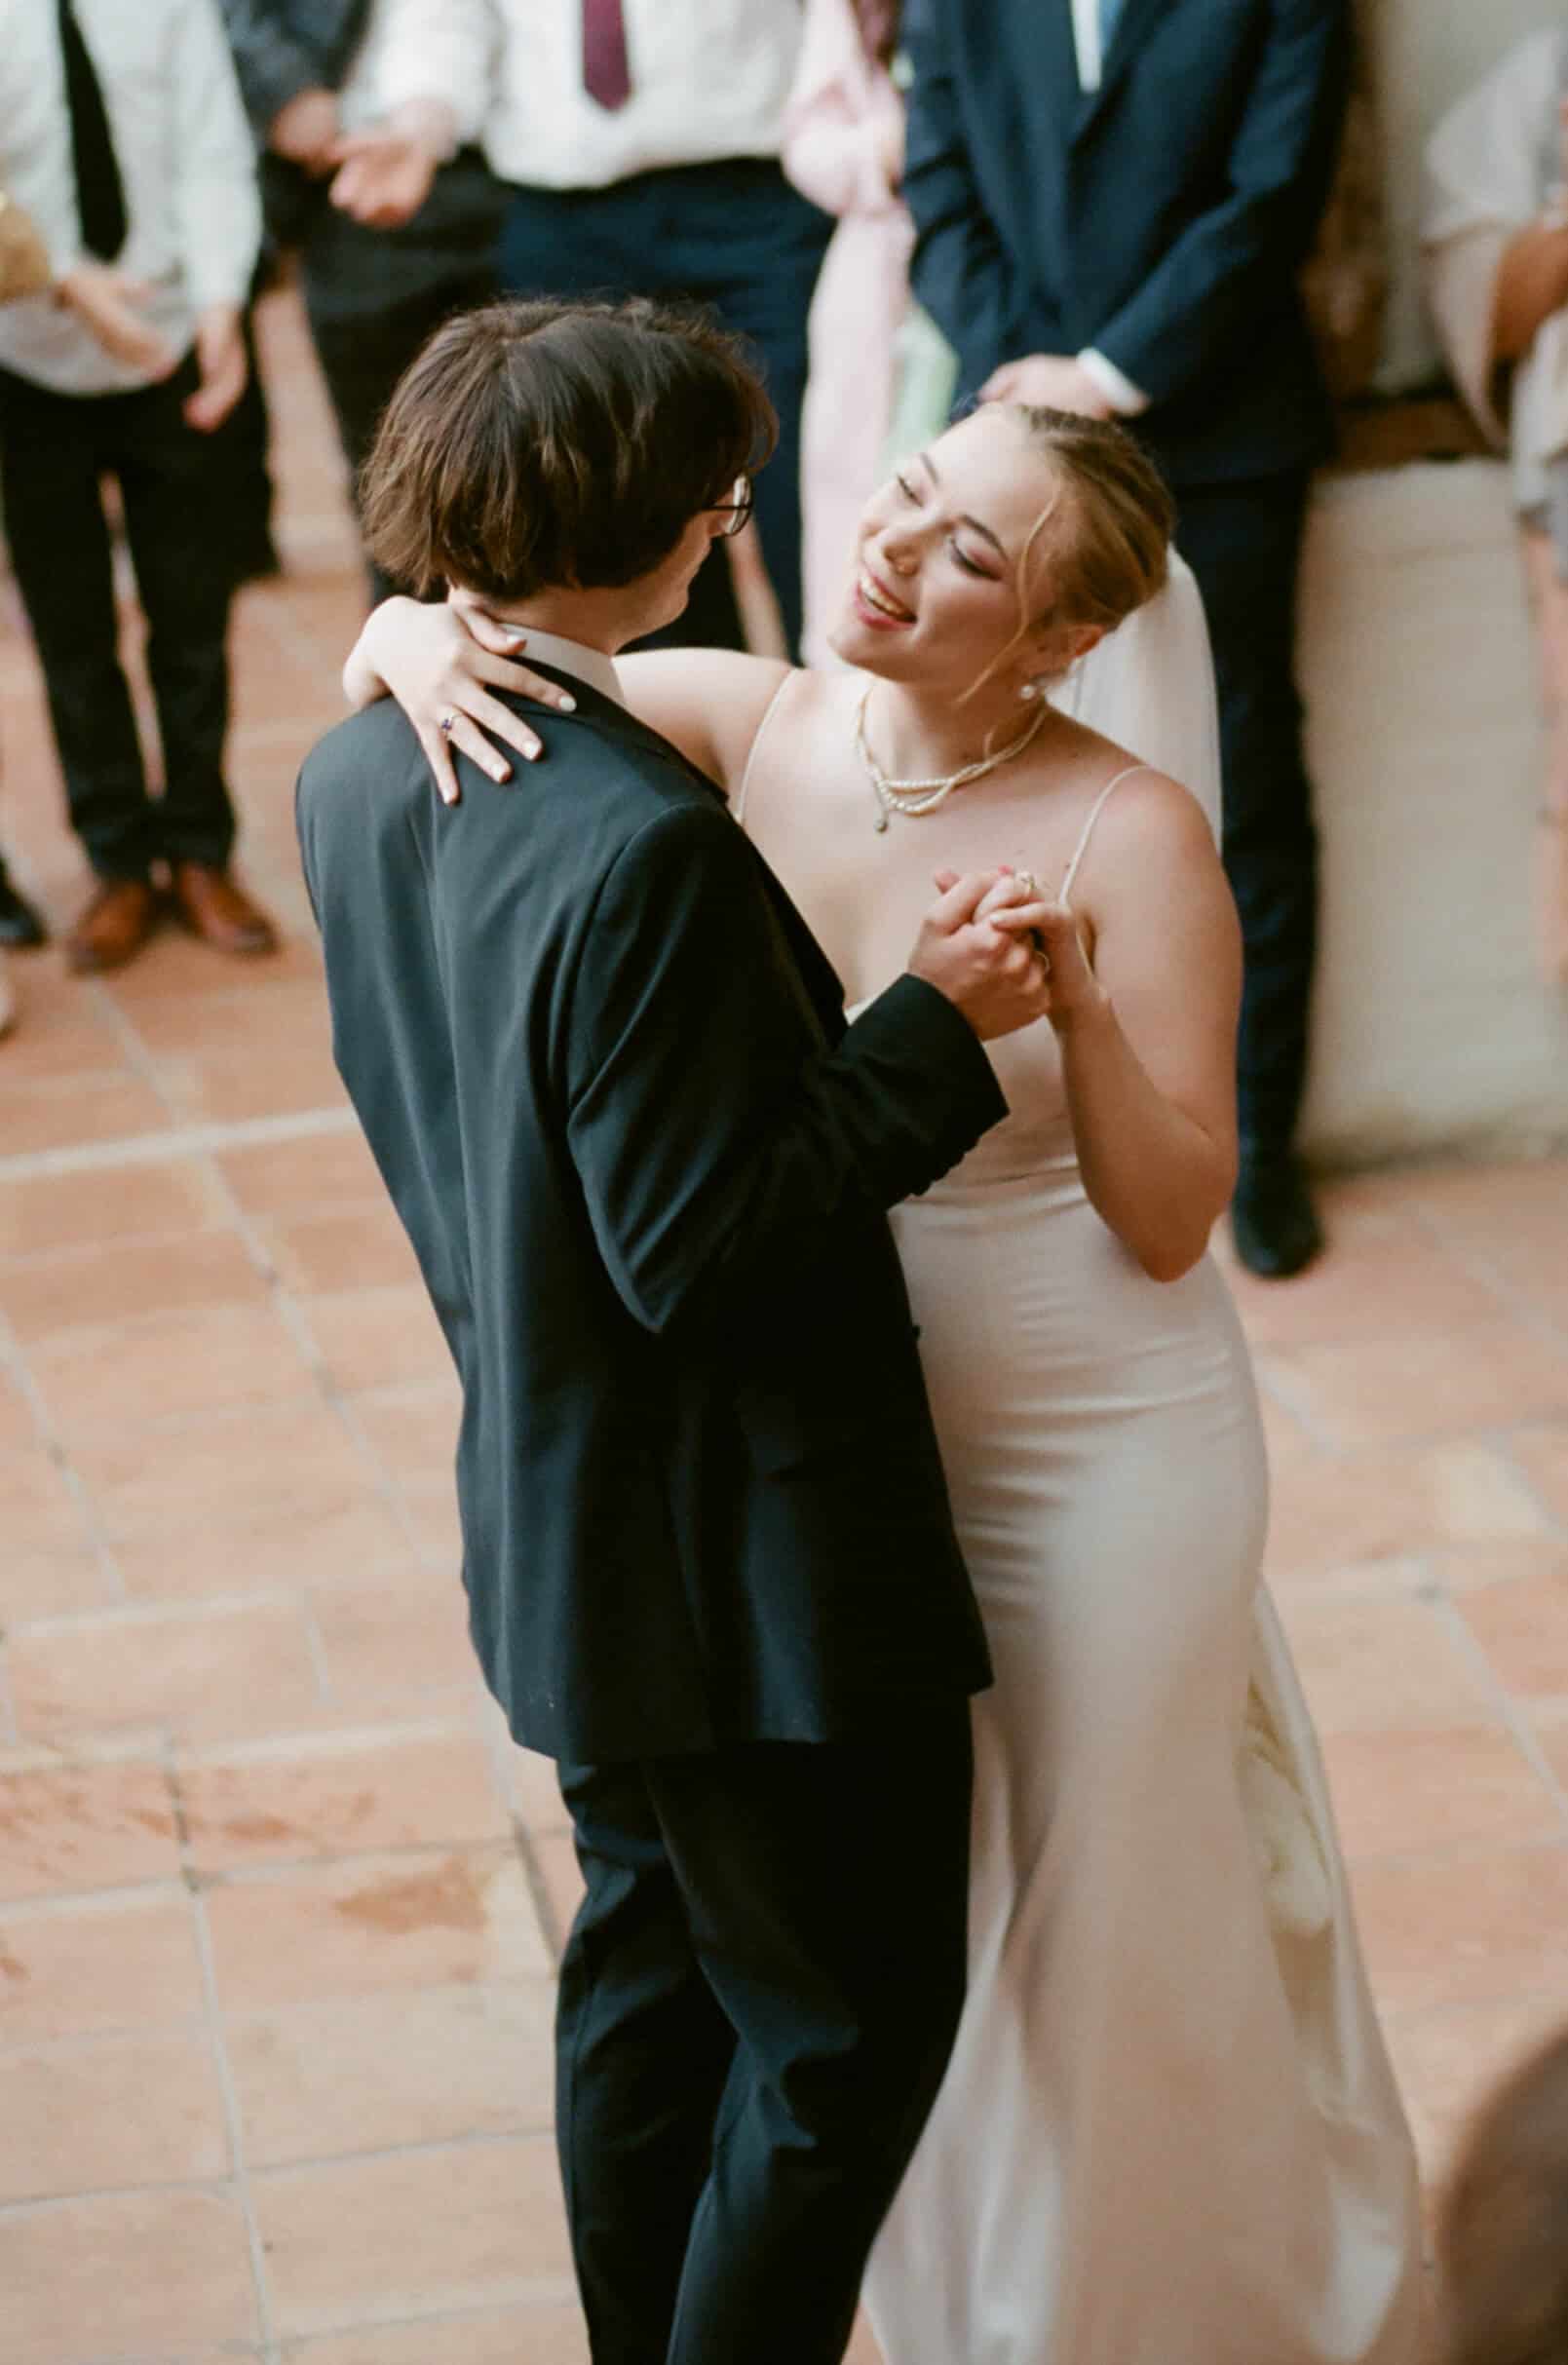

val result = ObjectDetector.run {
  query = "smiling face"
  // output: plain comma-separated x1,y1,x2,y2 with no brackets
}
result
828,408,1101,698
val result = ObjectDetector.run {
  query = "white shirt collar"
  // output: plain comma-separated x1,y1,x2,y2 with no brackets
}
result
1069,0,1104,92
512,628,626,708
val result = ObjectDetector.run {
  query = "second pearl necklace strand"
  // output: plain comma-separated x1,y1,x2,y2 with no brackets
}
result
855,681,1052,831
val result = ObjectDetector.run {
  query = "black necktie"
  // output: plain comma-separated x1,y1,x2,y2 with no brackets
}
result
57,0,127,263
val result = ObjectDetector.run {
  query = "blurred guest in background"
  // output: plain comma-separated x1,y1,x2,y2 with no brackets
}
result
397,0,830,657
1427,29,1568,988
220,0,505,604
0,0,276,974
783,0,912,668
899,0,1352,1279
1438,2025,1568,2365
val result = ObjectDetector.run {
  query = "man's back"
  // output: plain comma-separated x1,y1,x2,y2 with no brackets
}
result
297,677,993,1761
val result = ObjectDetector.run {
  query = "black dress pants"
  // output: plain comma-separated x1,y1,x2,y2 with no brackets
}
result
555,1709,974,2364
0,357,238,883
299,163,501,606
1173,471,1319,1161
499,158,831,659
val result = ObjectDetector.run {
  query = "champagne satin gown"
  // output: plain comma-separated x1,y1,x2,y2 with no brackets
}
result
737,650,1426,2363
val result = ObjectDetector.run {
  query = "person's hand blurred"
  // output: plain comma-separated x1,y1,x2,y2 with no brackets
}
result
980,354,1114,419
182,304,247,432
328,127,440,229
270,86,341,172
877,108,905,193
56,262,179,376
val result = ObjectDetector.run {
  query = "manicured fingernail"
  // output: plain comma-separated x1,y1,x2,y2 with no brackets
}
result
491,764,511,782
524,744,541,761
557,694,576,711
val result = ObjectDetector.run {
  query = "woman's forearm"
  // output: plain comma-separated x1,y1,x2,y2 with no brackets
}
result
1058,996,1236,1281
1493,220,1568,364
342,597,415,710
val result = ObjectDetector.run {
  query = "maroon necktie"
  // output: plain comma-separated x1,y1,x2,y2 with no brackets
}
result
582,0,632,111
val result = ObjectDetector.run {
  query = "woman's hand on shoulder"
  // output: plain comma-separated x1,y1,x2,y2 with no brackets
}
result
342,595,580,805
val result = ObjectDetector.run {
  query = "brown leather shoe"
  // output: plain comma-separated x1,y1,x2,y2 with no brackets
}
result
65,878,160,973
170,862,278,958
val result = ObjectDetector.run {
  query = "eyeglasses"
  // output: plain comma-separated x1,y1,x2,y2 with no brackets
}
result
710,477,754,539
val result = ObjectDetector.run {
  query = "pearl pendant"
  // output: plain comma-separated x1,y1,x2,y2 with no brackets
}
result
873,811,890,833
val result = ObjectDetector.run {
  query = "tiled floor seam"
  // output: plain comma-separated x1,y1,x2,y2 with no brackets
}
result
84,983,441,1602
0,1295,127,1604
172,1723,282,2358
0,1101,359,1188
1419,1567,1568,1836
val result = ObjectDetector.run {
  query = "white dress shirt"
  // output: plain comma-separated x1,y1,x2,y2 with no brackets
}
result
0,0,259,398
1064,0,1151,416
367,0,804,192
336,0,489,150
507,627,625,707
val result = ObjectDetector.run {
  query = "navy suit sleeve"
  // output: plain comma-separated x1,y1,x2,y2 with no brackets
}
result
1090,0,1351,406
900,0,1027,397
563,803,1007,1344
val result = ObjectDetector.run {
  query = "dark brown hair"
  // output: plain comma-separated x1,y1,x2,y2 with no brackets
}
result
1439,2029,1568,2365
360,297,778,602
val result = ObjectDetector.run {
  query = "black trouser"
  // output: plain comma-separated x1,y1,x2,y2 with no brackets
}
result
300,183,499,607
0,357,238,883
499,158,832,659
555,1710,974,2364
1173,470,1318,1162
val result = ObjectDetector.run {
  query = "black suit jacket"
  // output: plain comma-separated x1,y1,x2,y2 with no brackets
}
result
902,0,1351,486
297,669,1000,1763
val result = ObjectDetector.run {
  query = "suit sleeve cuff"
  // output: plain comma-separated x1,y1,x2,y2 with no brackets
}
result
1077,346,1152,417
845,972,1009,1180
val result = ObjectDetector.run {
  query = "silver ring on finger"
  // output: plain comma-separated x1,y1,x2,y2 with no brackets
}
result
439,711,457,738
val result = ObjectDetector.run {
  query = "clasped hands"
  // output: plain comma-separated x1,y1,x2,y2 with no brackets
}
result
55,265,246,432
270,87,453,231
911,866,1102,1042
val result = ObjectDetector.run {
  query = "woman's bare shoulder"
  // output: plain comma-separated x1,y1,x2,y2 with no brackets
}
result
615,650,796,789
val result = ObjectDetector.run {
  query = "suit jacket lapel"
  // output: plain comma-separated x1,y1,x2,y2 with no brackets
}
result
1072,0,1170,143
514,664,850,1043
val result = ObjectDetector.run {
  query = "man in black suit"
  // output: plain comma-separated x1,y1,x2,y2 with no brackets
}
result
902,0,1351,1277
297,298,1054,2363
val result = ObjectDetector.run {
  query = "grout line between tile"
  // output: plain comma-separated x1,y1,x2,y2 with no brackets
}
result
1416,1561,1568,1839
0,1296,127,1607
0,1100,358,1188
171,1729,281,2359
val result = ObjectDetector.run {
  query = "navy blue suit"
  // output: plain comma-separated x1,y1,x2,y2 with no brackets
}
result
904,0,1352,1155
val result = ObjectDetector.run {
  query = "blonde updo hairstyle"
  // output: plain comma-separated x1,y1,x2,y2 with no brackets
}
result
963,405,1174,706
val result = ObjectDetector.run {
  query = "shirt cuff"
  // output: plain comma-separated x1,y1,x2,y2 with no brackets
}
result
1077,347,1152,418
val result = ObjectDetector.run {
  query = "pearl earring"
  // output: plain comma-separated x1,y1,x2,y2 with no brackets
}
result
1018,682,1040,703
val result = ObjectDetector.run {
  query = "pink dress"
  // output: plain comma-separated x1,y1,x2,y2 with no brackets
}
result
783,0,913,667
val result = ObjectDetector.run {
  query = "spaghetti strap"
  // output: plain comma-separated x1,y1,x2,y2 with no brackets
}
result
733,668,800,830
1058,764,1152,906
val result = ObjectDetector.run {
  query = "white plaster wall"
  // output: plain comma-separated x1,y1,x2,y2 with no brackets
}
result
1297,459,1568,1161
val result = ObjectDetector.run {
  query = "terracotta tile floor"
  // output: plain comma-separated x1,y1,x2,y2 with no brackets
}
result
0,287,1566,2362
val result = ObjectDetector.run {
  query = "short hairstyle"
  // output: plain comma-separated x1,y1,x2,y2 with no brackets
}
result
360,297,779,602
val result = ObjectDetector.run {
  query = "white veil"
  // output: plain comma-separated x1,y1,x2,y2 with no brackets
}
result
1050,550,1224,847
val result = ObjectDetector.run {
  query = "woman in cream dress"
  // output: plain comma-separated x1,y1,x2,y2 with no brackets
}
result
345,401,1425,2365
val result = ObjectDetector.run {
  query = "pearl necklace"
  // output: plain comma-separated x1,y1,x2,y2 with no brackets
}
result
855,685,1051,831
